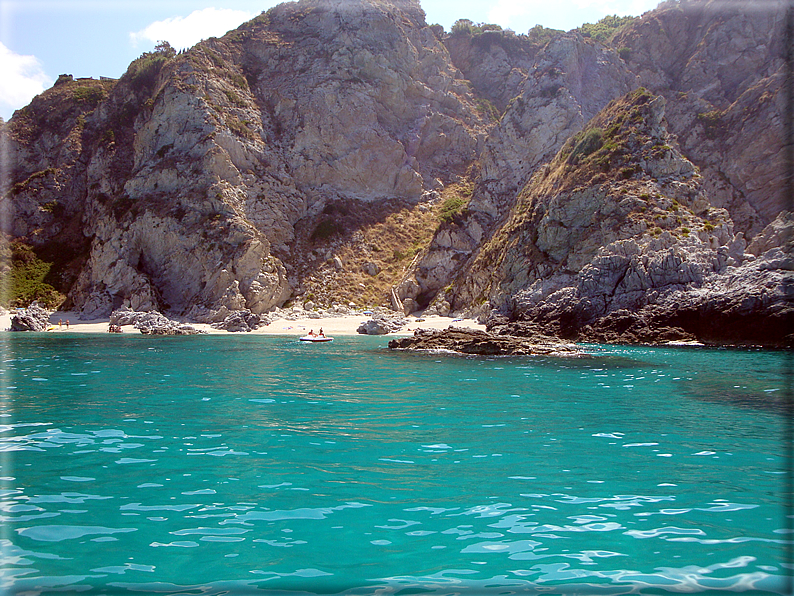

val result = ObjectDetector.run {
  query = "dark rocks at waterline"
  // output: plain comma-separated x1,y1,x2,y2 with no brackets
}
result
387,327,583,356
494,289,794,347
10,303,51,332
490,314,698,346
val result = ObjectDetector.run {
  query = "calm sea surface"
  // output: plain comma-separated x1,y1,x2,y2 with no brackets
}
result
0,333,790,595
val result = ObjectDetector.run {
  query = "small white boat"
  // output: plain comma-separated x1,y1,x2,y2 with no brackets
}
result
299,335,333,342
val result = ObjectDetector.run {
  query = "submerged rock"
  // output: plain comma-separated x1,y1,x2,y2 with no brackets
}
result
388,327,582,356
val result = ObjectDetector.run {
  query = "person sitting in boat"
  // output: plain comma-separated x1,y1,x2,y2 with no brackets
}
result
308,329,316,337
318,328,325,337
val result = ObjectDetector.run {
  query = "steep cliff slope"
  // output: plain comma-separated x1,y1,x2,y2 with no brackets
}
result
455,88,791,345
395,31,642,311
2,0,488,321
1,0,790,344
395,0,790,344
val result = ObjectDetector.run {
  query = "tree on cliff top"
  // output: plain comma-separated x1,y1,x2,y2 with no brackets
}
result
123,40,177,92
575,14,636,42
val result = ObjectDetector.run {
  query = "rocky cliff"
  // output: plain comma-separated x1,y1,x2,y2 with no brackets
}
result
2,0,486,323
457,89,791,346
1,0,790,345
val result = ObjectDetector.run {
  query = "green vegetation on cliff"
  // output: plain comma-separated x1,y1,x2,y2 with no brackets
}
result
553,87,658,189
450,19,503,36
575,14,637,42
122,41,177,92
1,243,64,309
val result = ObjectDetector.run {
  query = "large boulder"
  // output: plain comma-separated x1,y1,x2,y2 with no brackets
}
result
357,312,407,335
109,308,205,335
211,310,261,332
10,303,50,332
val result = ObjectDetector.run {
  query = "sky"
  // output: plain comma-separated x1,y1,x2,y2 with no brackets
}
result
0,0,663,121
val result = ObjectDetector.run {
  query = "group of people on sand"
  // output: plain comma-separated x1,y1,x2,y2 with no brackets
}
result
307,328,325,338
107,324,123,333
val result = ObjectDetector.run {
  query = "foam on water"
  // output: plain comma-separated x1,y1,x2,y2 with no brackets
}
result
0,334,790,595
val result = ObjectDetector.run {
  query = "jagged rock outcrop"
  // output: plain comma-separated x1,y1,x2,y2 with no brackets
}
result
460,88,792,346
10,303,51,331
613,0,788,236
211,309,262,332
388,327,582,356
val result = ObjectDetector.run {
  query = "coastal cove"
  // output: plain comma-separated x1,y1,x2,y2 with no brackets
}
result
0,333,790,595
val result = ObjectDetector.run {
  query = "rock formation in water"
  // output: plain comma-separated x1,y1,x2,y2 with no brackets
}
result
388,327,582,356
1,0,790,345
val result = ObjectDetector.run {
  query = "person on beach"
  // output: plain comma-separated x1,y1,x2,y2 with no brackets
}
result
65,320,69,329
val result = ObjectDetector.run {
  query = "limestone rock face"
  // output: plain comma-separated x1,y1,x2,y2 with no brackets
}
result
250,0,484,200
443,30,541,112
477,34,639,208
613,0,788,236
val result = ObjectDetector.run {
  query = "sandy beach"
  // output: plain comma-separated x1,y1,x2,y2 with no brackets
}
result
0,309,485,337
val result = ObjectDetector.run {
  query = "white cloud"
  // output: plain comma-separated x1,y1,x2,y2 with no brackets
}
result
487,0,529,29
486,0,661,32
0,42,52,120
130,7,256,51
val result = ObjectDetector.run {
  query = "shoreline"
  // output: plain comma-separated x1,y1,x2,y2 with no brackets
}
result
0,310,486,337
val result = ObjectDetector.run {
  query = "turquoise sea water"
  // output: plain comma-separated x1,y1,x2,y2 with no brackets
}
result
0,333,790,595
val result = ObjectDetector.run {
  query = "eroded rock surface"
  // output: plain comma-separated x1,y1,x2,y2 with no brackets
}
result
388,327,582,356
10,303,51,332
110,308,205,335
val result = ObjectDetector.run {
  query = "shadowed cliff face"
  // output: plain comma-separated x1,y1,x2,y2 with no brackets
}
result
1,0,790,344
